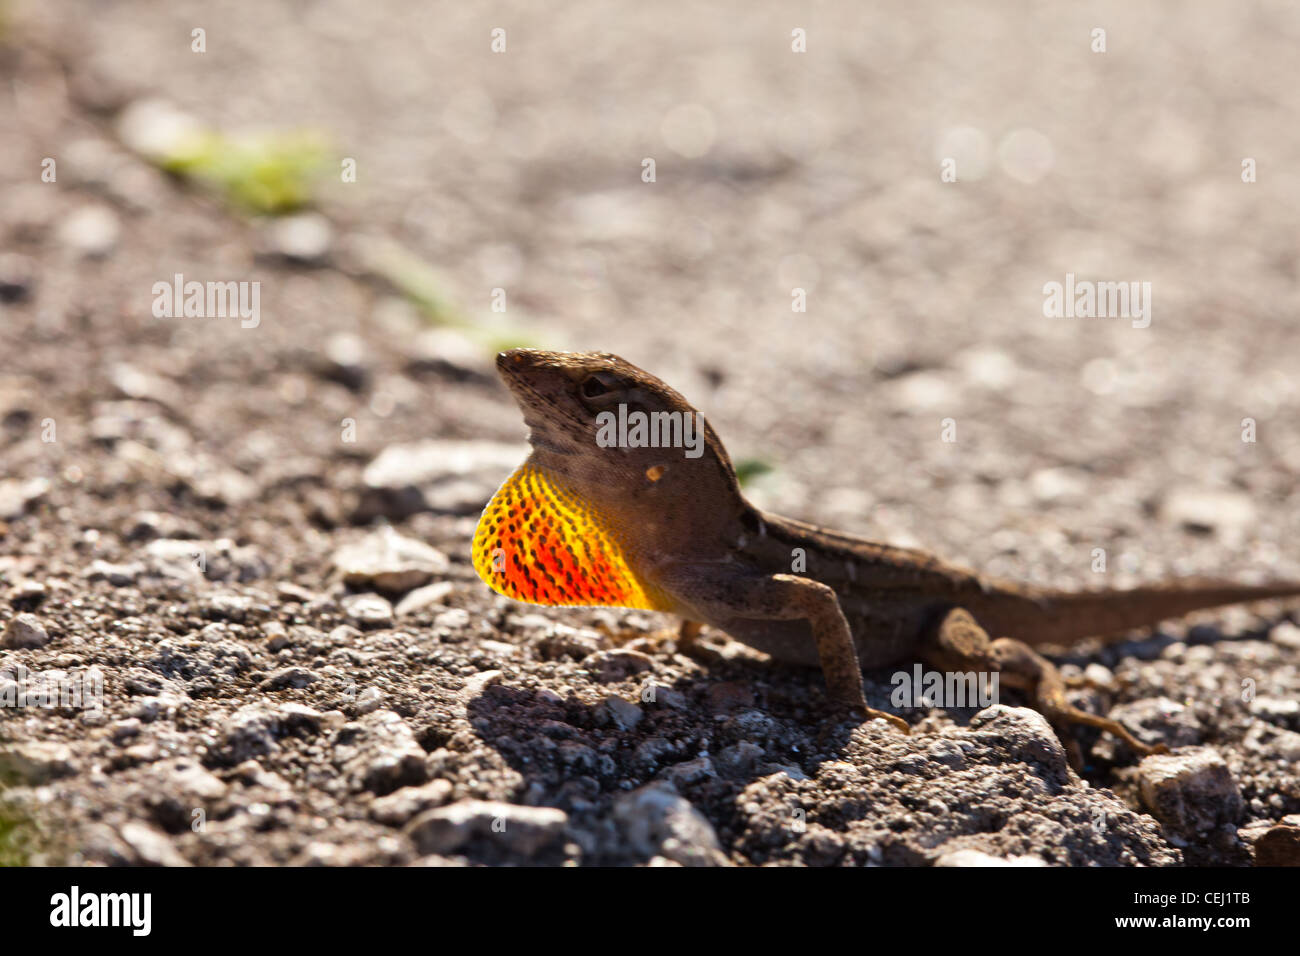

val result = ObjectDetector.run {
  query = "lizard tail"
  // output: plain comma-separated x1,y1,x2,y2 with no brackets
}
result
968,579,1300,646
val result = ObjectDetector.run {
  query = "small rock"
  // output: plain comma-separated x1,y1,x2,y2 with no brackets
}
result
355,686,384,715
1253,824,1300,866
358,439,526,519
1082,662,1116,693
433,608,471,631
132,693,182,722
85,559,143,586
332,526,449,594
370,779,455,825
0,741,76,783
613,783,727,867
3,613,50,649
321,333,369,391
666,755,715,787
969,705,1068,777
394,581,456,616
0,478,49,520
116,99,202,161
211,703,319,766
278,702,325,734
405,800,567,857
110,718,143,744
259,666,320,691
119,822,191,867
216,704,284,764
715,742,764,776
458,670,503,701
935,849,1048,867
1250,696,1300,727
1243,721,1300,762
268,212,332,263
1160,487,1256,541
1138,748,1243,832
600,695,643,731
406,328,495,380
109,363,183,411
535,624,603,661
203,592,257,622
149,758,228,804
333,709,427,794
58,205,121,258
589,649,654,682
1270,621,1300,651
8,580,48,610
342,593,394,629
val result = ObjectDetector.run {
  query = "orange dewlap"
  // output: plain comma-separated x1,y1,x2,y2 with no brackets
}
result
472,464,660,610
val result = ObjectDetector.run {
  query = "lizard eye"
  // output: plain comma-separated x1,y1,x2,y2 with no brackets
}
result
581,376,612,399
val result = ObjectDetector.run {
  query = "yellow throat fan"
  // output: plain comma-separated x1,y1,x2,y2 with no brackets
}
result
472,464,660,610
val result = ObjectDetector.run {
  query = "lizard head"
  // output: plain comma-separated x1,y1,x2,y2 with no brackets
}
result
472,349,745,610
494,348,737,495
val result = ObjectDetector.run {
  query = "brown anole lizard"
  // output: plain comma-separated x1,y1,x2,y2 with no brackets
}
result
472,349,1300,760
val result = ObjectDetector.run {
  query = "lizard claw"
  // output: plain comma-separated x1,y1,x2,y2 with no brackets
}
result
858,707,910,734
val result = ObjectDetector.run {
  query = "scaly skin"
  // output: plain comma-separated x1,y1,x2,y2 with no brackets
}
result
473,348,1300,760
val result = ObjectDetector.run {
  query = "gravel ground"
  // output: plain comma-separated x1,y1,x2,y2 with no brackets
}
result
2,1,1299,866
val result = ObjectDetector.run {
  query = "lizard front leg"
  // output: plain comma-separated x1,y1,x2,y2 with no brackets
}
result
921,607,1168,764
660,566,908,732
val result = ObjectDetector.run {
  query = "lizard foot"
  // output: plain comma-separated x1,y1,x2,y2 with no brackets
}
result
863,708,911,734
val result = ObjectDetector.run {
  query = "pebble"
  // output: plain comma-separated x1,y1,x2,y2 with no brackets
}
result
268,212,333,263
110,718,142,744
85,560,144,586
358,439,526,519
58,205,121,258
116,99,202,161
665,755,716,787
3,613,50,649
2,740,76,783
1270,621,1300,651
1137,748,1243,832
259,666,320,691
332,526,449,594
969,705,1068,777
321,333,369,391
613,783,727,867
216,704,285,764
394,581,455,616
1160,487,1256,541
715,742,765,776
600,695,643,731
935,849,1048,867
1249,695,1300,726
405,800,568,857
1252,824,1300,866
370,779,455,825
119,822,191,867
406,328,495,380
433,608,471,631
355,686,384,715
8,580,47,610
0,478,49,520
334,710,427,794
589,649,654,682
342,593,394,629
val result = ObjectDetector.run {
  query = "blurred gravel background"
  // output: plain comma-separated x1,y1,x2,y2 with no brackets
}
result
2,1,1299,866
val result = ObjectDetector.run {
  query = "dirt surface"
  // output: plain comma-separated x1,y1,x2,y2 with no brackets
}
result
2,1,1300,866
